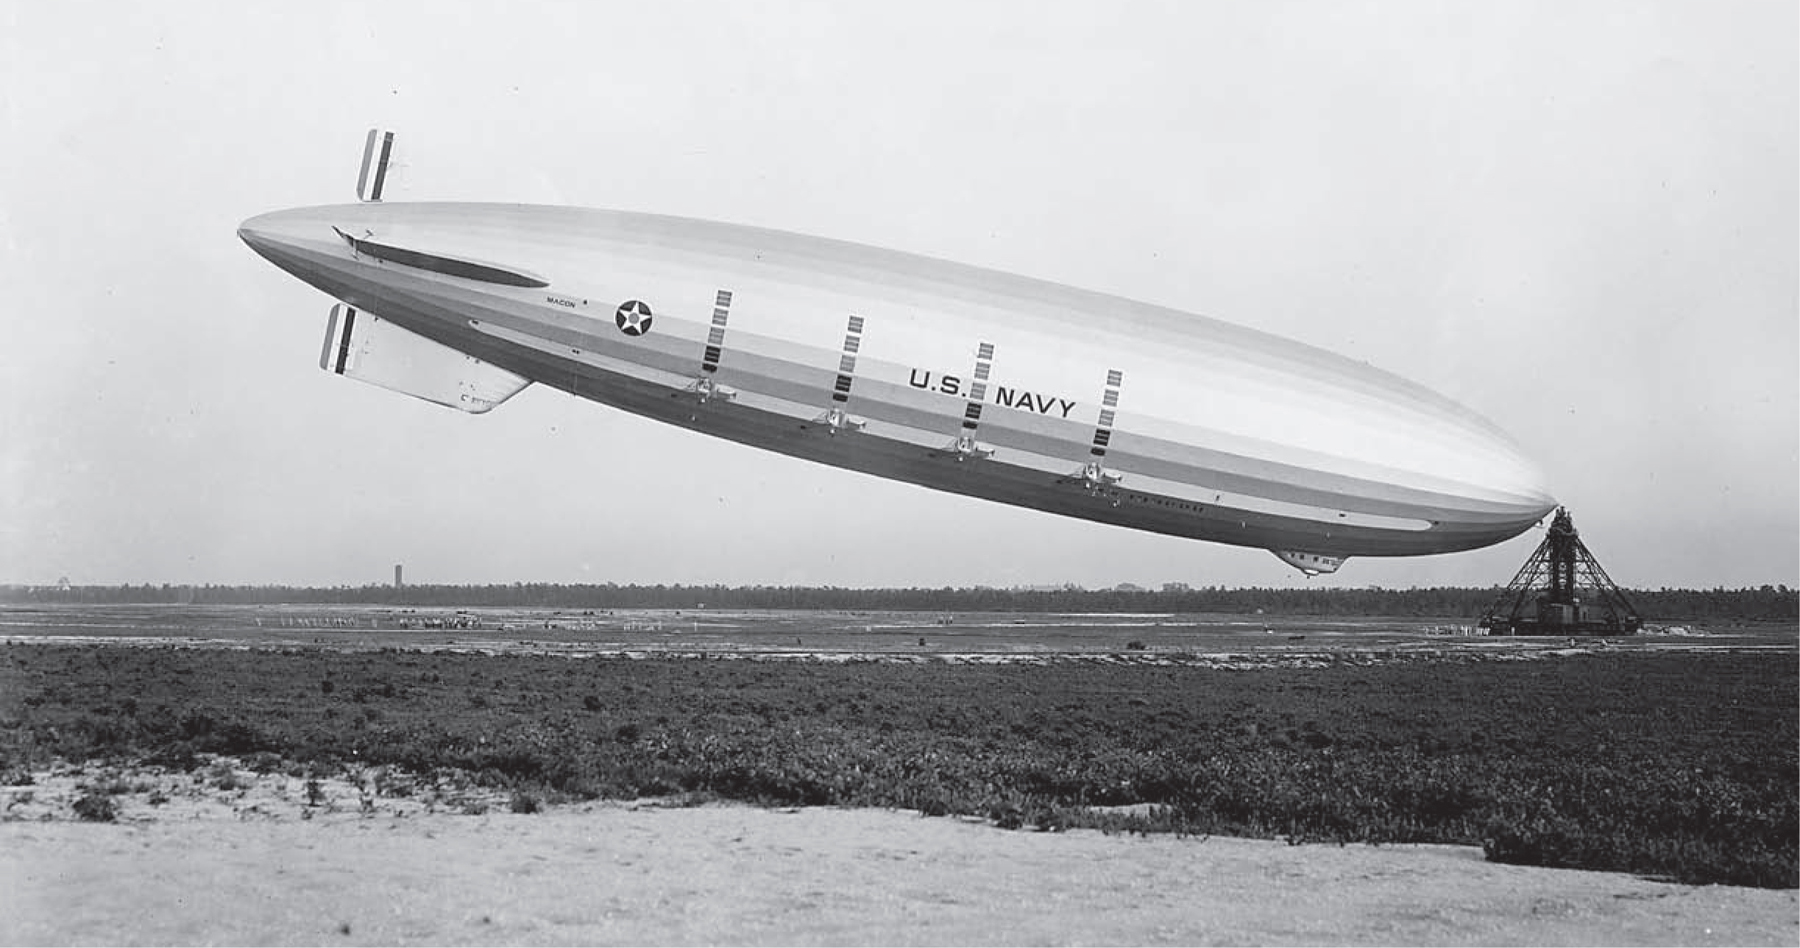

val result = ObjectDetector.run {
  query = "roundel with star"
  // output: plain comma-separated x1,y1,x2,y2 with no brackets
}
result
615,299,653,336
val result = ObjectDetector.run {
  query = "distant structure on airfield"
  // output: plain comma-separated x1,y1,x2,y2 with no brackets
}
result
394,564,403,589
56,576,71,592
1478,508,1642,636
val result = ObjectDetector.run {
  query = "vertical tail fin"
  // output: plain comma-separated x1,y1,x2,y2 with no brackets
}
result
355,129,395,202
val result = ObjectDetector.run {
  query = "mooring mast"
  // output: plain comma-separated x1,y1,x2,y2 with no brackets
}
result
1478,507,1642,635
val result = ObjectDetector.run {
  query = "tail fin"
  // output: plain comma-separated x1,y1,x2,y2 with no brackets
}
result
355,129,396,202
320,303,530,413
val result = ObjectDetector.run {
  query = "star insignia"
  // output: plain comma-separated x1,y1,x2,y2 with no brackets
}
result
615,300,653,336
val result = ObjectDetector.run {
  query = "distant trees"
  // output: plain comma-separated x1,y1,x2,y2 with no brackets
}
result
0,582,1793,621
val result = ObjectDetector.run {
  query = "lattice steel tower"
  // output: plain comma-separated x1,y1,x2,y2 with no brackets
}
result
1478,507,1642,635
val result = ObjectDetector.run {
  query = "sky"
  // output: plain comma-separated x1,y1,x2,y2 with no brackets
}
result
2,1,1795,591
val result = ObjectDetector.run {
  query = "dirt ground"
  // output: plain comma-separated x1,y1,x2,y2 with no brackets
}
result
2,764,1794,946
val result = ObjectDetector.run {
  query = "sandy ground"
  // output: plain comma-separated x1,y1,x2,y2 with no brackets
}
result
2,761,1795,946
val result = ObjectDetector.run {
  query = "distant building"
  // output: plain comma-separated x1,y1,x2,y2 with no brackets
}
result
1114,583,1144,592
56,576,71,591
1162,582,1191,593
394,564,403,589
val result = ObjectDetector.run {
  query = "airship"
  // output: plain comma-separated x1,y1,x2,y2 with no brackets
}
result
239,130,1555,575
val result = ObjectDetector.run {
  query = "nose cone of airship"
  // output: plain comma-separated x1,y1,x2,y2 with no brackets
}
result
1443,431,1558,549
1508,461,1559,535
1480,436,1557,514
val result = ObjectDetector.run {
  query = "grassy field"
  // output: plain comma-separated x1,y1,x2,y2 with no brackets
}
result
1,643,1793,888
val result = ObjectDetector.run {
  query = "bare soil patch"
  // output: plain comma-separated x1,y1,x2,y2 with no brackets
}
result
4,794,1794,946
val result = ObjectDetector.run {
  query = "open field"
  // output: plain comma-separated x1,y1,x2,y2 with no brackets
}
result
1,602,1790,660
2,605,1793,891
2,605,1794,943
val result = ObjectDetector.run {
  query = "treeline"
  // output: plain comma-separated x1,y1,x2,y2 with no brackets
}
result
2,583,1794,620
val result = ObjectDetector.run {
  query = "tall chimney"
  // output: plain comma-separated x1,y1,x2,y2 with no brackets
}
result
394,564,403,589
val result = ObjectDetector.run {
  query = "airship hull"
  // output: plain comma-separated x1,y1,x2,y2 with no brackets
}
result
240,202,1556,566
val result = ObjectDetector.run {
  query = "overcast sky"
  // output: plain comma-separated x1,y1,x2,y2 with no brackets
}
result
3,2,1794,591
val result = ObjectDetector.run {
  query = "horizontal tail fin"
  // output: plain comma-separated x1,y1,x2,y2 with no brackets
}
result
321,303,529,413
